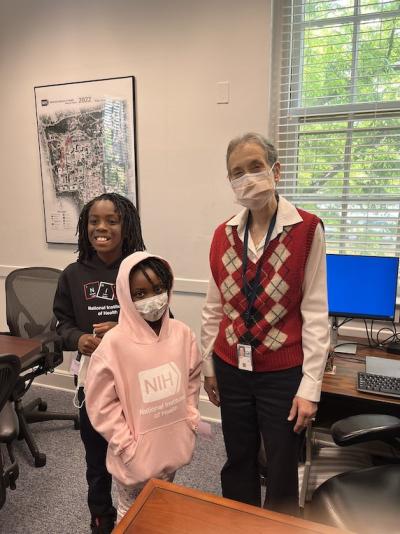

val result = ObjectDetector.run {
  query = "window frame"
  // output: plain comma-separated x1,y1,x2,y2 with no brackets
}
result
274,0,400,259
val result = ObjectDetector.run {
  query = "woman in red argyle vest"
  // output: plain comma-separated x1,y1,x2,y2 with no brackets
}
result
201,132,329,515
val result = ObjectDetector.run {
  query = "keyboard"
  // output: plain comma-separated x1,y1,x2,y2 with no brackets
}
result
357,372,400,399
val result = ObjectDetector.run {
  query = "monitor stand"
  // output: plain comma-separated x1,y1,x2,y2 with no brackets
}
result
330,318,357,355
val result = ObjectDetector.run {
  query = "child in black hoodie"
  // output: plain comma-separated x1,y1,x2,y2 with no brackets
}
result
53,193,145,534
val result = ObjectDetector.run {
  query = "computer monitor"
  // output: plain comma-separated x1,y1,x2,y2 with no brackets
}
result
326,254,399,322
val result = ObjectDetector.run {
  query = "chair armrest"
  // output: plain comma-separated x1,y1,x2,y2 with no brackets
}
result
32,332,63,370
0,402,19,442
331,414,400,446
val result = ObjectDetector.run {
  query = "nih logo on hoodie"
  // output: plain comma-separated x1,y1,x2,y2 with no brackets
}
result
139,362,182,403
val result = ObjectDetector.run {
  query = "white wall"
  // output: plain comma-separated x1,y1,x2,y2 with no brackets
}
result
0,0,274,420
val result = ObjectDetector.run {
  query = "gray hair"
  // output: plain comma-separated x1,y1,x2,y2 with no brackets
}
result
226,132,278,170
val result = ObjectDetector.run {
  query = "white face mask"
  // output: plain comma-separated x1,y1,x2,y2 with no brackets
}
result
134,292,169,322
230,165,276,210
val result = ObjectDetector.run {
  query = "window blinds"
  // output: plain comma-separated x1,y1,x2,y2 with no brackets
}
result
277,0,400,257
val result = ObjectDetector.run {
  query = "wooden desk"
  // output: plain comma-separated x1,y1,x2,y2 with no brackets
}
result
319,341,400,421
113,479,348,534
0,334,42,370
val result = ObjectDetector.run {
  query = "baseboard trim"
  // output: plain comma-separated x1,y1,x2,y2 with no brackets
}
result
33,369,75,392
199,395,221,423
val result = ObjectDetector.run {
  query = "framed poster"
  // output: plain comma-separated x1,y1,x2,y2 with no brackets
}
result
34,76,137,244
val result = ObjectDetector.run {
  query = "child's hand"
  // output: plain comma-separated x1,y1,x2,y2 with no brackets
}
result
78,333,101,355
93,322,118,338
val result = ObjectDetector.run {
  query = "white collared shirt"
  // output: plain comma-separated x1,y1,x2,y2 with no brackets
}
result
200,196,330,402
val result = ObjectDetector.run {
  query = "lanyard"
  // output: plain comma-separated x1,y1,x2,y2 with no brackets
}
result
242,209,278,327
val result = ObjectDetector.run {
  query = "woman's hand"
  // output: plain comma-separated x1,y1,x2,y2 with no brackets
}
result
78,333,101,356
204,376,220,407
288,396,318,433
92,321,118,338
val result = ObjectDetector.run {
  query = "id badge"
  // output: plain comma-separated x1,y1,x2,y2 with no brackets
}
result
237,344,253,371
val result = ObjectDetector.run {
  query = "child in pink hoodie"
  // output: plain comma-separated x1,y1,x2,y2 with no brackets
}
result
85,252,201,522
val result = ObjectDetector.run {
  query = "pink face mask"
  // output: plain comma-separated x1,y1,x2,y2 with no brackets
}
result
230,165,276,210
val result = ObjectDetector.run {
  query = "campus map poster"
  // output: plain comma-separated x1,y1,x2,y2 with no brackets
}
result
34,76,137,244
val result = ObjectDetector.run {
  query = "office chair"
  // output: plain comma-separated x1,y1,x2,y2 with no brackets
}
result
0,354,21,510
5,267,79,468
298,421,336,507
309,414,400,534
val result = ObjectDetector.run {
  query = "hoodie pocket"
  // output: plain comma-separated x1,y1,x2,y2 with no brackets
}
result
110,418,196,487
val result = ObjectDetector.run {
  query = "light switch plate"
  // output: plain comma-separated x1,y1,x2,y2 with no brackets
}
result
217,81,230,104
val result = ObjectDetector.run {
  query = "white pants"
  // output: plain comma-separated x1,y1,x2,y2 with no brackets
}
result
115,472,175,523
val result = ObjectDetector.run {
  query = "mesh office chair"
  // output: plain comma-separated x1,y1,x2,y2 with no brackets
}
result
0,354,21,510
309,414,400,534
5,267,79,468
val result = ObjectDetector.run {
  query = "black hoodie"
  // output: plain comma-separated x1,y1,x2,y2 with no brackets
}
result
53,255,122,352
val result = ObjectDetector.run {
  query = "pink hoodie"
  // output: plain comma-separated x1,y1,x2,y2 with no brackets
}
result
85,252,201,487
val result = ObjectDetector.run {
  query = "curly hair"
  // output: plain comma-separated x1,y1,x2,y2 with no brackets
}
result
129,257,173,294
77,193,145,262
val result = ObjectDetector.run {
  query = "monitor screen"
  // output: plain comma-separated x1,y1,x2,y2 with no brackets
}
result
326,254,399,321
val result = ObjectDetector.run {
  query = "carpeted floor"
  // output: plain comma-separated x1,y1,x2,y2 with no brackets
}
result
0,386,226,534
3,386,390,534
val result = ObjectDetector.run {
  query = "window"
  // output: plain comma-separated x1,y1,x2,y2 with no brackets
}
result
276,0,400,257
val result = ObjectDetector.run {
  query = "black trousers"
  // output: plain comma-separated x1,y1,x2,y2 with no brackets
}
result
78,387,116,520
214,356,303,515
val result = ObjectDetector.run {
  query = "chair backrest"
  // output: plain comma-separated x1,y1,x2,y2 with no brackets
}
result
0,354,21,413
5,267,61,339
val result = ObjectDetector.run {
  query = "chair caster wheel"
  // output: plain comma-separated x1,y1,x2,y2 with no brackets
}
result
74,419,80,430
38,401,47,411
34,453,46,467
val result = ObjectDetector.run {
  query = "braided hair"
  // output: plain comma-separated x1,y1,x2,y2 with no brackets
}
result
77,193,145,262
130,257,173,294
